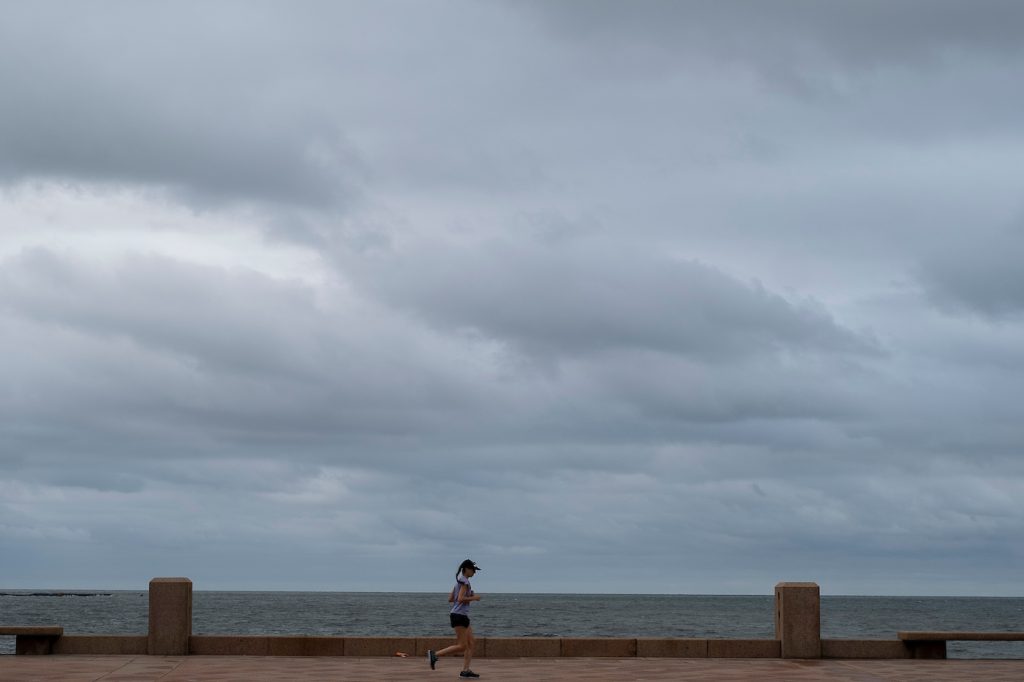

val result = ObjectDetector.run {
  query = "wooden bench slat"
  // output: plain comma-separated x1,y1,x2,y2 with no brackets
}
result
899,632,1024,641
0,626,63,636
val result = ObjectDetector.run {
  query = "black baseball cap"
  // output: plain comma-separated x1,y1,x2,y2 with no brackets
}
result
459,559,481,571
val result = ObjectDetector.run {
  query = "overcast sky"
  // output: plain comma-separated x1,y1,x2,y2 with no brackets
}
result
2,1,1023,596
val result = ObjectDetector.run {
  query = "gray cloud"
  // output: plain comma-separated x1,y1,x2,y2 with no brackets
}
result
918,223,1024,318
1,1,1023,595
519,0,1024,68
1,248,325,377
0,247,495,458
0,1,362,209
344,235,878,362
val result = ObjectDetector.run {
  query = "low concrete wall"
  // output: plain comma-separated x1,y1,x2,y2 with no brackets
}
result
52,635,148,655
34,632,919,659
637,638,708,657
415,636,456,657
708,639,781,658
190,636,270,656
561,637,637,657
268,636,347,656
342,637,418,657
29,633,920,659
483,637,560,658
184,635,807,658
821,639,912,659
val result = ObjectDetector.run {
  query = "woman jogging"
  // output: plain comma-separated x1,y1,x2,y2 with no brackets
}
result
427,559,481,679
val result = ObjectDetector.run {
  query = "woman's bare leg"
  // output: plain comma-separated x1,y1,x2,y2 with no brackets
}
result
436,626,468,658
463,625,474,669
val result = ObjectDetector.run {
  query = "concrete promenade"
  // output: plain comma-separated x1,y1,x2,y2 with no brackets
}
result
3,655,1024,681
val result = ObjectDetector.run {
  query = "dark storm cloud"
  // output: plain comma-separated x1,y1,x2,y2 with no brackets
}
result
513,0,1024,156
0,238,876,496
918,223,1024,318
346,236,878,362
0,1,361,209
520,0,1024,68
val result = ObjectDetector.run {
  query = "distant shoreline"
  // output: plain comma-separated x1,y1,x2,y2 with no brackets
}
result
0,592,113,597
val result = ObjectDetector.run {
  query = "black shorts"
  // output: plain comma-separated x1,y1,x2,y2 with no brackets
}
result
449,613,470,628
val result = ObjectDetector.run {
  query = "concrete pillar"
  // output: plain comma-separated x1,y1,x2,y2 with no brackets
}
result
775,582,820,659
148,577,192,655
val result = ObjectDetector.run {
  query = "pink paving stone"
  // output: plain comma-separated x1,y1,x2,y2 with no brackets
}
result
3,656,1024,681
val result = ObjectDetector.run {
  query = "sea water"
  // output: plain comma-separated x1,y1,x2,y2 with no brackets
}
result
2,591,1022,658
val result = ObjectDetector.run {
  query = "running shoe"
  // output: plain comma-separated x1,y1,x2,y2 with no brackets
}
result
427,649,438,670
459,670,480,679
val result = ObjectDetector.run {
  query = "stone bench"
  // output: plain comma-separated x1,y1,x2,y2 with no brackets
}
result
898,631,1024,659
0,626,64,654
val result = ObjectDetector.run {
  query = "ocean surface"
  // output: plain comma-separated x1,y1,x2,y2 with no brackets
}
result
2,591,1022,658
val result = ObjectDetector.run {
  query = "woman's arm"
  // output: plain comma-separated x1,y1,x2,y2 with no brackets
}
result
456,584,481,603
